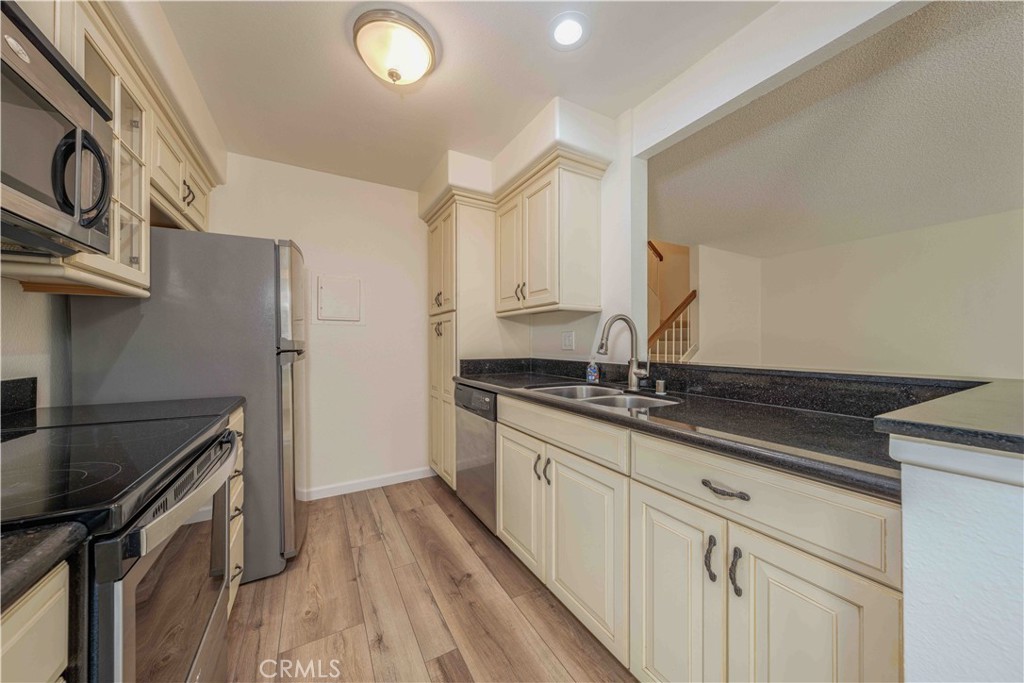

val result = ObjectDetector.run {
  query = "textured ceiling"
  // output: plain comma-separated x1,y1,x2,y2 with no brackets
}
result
648,1,1024,258
161,1,770,190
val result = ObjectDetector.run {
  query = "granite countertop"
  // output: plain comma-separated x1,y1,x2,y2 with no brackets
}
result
876,380,1024,454
1,522,88,609
456,372,902,501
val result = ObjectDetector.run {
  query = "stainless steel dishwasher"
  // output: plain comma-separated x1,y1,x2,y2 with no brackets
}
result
454,384,497,532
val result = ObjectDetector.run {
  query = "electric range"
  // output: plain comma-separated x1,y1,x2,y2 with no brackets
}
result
0,398,243,682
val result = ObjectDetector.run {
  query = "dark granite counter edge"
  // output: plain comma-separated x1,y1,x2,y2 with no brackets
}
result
874,416,1024,454
1,522,89,609
455,375,901,502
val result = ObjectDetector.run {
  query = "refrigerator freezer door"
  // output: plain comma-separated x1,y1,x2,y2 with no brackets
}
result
279,351,308,557
277,241,307,352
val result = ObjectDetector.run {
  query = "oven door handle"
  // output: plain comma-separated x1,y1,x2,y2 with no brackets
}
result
133,431,239,557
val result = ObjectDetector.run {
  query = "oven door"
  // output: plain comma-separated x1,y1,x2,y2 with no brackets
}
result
0,9,111,256
93,431,239,682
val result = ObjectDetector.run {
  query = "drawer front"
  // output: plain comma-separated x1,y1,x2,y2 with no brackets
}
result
498,397,630,474
229,512,245,613
631,434,902,588
230,479,245,519
1,562,69,683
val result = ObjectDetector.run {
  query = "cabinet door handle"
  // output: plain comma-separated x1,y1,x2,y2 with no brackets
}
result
231,505,244,521
542,457,552,485
521,282,527,300
182,180,189,202
728,546,743,597
513,283,521,301
701,479,751,501
533,453,541,480
435,291,442,307
704,534,718,582
231,564,244,581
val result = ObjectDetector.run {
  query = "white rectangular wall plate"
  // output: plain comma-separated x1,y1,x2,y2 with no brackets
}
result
317,275,361,322
561,330,576,350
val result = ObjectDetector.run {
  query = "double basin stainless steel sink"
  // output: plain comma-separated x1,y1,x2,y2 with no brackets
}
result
526,384,677,411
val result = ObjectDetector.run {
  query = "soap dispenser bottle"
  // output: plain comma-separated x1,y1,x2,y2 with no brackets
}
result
586,358,600,384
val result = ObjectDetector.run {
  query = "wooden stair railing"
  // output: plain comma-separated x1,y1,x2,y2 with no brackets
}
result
648,289,697,348
647,241,664,261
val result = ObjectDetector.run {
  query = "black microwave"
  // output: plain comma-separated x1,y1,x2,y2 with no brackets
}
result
1,1,113,257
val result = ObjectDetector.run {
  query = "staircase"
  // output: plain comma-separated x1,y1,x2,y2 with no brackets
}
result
648,289,697,363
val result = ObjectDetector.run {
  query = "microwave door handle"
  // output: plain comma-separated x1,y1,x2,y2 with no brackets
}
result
132,431,239,557
78,129,111,228
50,130,77,216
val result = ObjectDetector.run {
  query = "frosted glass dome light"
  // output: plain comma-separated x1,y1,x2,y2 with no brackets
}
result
354,10,436,85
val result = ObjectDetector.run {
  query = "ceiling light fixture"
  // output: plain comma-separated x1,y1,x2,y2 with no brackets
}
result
549,11,590,51
353,9,436,85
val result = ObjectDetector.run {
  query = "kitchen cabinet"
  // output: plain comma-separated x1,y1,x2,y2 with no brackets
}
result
427,206,455,314
0,562,69,683
2,0,217,296
496,424,547,577
630,481,726,683
149,114,211,231
65,13,150,289
493,156,605,317
726,525,902,683
495,422,629,664
227,407,245,613
428,312,456,487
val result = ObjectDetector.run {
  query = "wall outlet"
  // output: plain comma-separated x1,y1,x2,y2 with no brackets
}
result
561,330,575,351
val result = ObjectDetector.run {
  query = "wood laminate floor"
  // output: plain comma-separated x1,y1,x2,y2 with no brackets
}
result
227,476,635,683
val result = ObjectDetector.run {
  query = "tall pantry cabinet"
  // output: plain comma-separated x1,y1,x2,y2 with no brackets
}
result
427,194,523,488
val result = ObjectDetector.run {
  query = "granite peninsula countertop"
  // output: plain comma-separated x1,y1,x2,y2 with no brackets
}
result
876,379,1024,454
1,522,88,609
456,372,903,501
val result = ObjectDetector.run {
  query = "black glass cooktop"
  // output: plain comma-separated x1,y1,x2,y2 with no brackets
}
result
1,416,227,533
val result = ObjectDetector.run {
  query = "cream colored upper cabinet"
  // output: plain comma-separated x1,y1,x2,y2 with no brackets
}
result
183,167,210,229
630,481,727,683
726,524,903,683
19,1,57,45
496,424,547,579
427,207,455,314
494,156,604,317
545,445,629,664
521,169,559,308
151,116,185,209
65,6,150,289
495,195,523,313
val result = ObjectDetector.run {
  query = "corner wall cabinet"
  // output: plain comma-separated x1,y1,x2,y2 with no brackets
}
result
1,1,216,297
494,396,904,682
494,153,605,316
427,205,455,314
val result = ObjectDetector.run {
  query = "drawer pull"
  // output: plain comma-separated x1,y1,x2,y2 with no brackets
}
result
231,564,244,581
533,453,541,481
729,546,743,597
230,506,243,520
702,478,751,501
704,535,718,582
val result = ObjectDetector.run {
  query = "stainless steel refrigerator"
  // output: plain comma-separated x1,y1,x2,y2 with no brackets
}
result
69,227,309,582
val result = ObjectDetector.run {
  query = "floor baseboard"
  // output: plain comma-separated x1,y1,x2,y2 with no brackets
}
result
298,467,435,501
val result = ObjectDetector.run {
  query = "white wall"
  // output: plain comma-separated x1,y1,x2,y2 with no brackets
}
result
691,245,762,365
209,153,428,497
760,210,1024,378
0,280,70,407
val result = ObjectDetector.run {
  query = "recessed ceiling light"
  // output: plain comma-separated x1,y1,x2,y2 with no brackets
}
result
549,12,589,51
353,9,437,85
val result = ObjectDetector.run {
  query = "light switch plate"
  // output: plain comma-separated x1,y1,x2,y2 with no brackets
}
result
561,330,575,350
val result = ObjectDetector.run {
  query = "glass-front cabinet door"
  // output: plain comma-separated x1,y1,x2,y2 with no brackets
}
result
67,7,149,289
